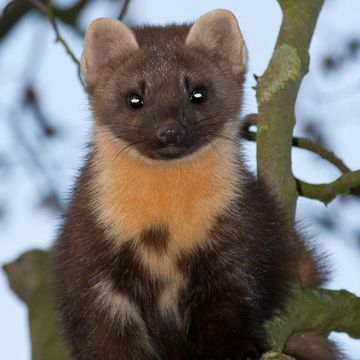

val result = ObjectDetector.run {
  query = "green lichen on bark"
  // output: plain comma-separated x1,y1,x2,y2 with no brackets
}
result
256,44,301,106
256,0,324,221
297,170,360,204
265,288,360,352
260,351,294,360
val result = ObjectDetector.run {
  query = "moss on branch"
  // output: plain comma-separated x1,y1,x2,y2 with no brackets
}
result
261,351,295,360
297,170,360,204
265,288,360,351
256,44,301,106
256,0,324,221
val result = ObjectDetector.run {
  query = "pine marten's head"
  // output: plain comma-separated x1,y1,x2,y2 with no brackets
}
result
81,9,247,161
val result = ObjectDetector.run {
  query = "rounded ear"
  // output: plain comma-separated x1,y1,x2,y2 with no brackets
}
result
81,18,139,87
185,9,248,80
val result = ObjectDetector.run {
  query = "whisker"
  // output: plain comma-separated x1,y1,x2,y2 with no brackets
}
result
192,131,235,143
112,140,145,162
196,112,240,125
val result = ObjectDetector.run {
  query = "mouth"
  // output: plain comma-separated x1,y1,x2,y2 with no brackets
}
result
151,145,190,160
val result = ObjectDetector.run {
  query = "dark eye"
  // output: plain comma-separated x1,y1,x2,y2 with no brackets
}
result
127,93,144,109
190,87,206,104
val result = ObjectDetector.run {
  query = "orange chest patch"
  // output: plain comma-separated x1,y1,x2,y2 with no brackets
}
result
92,130,239,257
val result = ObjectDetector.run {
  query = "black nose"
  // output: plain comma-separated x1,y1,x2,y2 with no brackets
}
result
156,122,186,145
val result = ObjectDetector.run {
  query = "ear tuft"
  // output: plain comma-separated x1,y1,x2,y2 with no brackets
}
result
186,9,248,80
81,18,138,87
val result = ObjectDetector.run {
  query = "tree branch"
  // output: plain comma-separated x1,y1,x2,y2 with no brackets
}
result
1,0,88,42
3,250,70,360
256,1,324,221
242,122,360,202
28,0,83,85
241,115,351,174
118,0,131,21
241,113,258,129
261,352,294,360
265,287,360,352
30,0,79,65
292,136,350,173
3,102,65,212
296,170,360,204
1,1,33,41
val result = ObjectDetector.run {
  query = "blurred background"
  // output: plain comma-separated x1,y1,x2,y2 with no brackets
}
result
0,0,359,358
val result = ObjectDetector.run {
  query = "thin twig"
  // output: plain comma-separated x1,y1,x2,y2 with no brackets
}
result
242,114,360,199
3,102,65,212
29,0,83,85
241,114,351,174
118,0,131,20
292,136,350,174
241,113,258,129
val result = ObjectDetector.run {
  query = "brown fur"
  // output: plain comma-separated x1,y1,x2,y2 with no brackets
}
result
284,331,342,360
92,130,239,259
53,9,340,360
295,235,329,289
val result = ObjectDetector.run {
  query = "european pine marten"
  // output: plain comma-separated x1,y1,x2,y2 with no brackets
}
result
53,9,339,359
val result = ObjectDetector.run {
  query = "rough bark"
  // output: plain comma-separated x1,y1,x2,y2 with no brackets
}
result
256,0,324,221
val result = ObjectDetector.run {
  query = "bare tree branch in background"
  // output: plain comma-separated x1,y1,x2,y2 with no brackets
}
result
118,0,131,20
3,102,65,212
1,0,89,40
29,1,79,64
24,85,56,137
242,122,348,173
27,0,83,84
